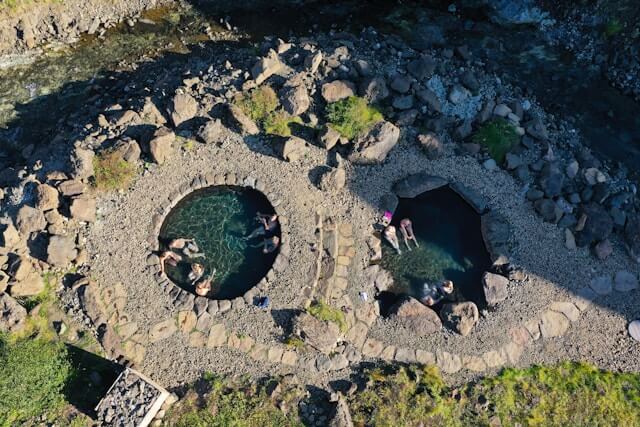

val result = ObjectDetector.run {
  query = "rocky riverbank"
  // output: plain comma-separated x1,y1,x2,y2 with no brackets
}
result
0,0,170,55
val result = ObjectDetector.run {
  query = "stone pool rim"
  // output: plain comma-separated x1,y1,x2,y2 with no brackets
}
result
145,172,291,311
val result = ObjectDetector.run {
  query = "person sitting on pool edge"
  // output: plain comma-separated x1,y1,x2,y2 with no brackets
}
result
383,225,402,255
247,212,279,240
159,251,182,274
399,218,419,250
195,273,215,297
169,238,205,259
262,235,280,254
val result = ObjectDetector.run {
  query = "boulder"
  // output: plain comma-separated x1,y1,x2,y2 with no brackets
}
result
0,223,20,253
416,89,442,113
614,271,638,292
319,167,346,193
392,95,414,110
10,270,44,297
294,312,341,354
321,80,356,103
58,179,86,197
349,121,400,165
448,84,470,105
407,56,436,80
359,77,389,103
70,148,94,180
388,296,442,336
440,302,479,336
481,211,511,261
482,272,508,305
449,183,489,214
170,93,198,127
392,172,447,198
15,205,46,235
251,50,283,85
624,214,640,263
418,133,444,159
140,96,167,125
280,84,310,116
149,127,175,165
69,197,96,222
575,203,613,247
539,163,564,198
47,235,77,268
461,70,480,92
227,104,260,135
198,119,224,144
0,293,27,333
35,184,59,211
534,198,560,223
390,74,412,94
408,24,446,50
304,51,323,74
329,395,354,427
593,239,613,260
9,256,32,281
282,137,309,162
112,138,141,163
319,127,342,150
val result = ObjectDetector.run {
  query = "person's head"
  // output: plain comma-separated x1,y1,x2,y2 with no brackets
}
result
442,280,454,293
270,214,278,222
423,296,435,306
191,263,204,274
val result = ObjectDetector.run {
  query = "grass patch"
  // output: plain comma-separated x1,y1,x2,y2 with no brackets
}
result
234,86,279,123
263,111,303,137
307,300,347,333
470,362,640,426
93,150,136,191
472,118,519,164
0,334,72,425
284,336,305,349
166,375,304,427
325,96,383,140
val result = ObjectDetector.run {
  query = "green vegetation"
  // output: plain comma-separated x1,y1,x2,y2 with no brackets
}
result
307,300,347,332
263,111,303,137
93,150,137,191
472,118,519,164
283,336,305,349
325,96,383,140
604,18,623,37
234,86,279,123
471,362,640,426
0,335,72,426
0,0,62,14
166,375,304,427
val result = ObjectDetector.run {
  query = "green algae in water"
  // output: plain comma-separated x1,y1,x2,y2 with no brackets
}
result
380,187,490,308
159,186,279,300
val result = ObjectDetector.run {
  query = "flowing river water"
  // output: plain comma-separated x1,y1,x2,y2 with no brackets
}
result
0,0,638,177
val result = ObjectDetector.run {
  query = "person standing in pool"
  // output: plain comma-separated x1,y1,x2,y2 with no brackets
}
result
420,280,455,306
383,225,402,255
260,235,280,254
188,263,205,283
399,218,419,250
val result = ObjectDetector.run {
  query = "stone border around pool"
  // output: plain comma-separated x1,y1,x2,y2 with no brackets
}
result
143,172,291,317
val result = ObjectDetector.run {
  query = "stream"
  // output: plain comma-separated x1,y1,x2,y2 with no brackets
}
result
0,0,638,177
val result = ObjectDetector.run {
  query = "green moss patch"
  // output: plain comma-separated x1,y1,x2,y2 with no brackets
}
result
263,111,303,137
307,300,348,332
93,150,136,191
472,118,519,164
234,86,279,123
325,96,383,140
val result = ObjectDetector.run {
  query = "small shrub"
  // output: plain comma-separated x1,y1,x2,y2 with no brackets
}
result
93,150,136,190
325,96,383,140
263,111,303,137
234,86,279,122
472,118,519,164
0,335,72,425
604,18,623,37
284,336,305,349
307,300,347,332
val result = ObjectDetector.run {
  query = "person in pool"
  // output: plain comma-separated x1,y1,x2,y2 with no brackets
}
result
188,263,205,283
420,280,455,306
399,218,419,250
159,251,182,274
383,225,402,255
195,274,214,297
247,212,279,239
169,238,205,259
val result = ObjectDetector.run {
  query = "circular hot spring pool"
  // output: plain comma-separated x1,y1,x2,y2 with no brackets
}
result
158,185,280,300
379,186,491,311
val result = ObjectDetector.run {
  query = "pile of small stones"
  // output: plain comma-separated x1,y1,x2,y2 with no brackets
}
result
96,369,162,427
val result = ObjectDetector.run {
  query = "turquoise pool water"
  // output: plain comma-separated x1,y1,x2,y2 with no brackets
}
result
380,187,490,309
159,186,279,300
